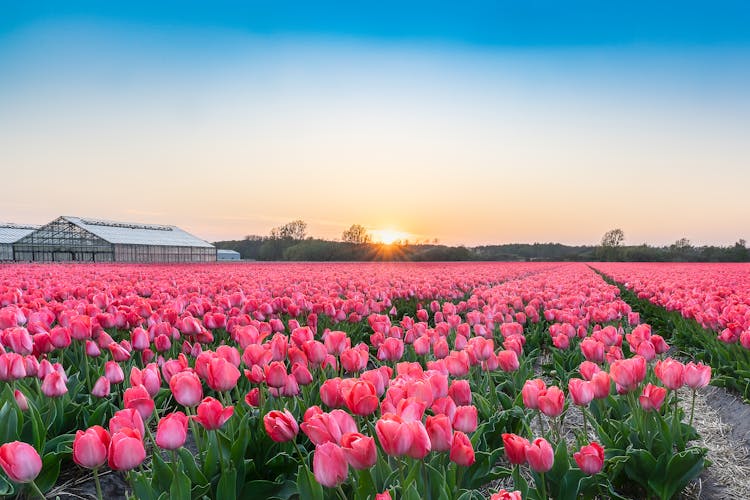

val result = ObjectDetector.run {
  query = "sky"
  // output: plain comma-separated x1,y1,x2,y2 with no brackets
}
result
1,1,749,246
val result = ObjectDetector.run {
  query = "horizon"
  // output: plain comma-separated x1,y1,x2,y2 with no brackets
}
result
1,2,749,247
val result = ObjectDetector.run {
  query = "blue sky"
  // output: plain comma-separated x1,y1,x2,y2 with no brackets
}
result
1,2,749,246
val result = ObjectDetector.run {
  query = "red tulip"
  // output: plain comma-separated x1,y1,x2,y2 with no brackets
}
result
525,437,554,473
449,431,475,466
580,338,605,363
73,426,110,469
0,441,42,483
574,442,604,475
448,379,472,406
497,350,520,372
194,397,234,430
41,371,68,397
263,409,299,442
206,356,241,392
639,383,667,412
109,408,145,439
108,428,146,471
683,362,711,389
345,380,379,416
405,420,431,459
609,356,646,392
654,358,685,391
568,378,594,406
320,378,344,408
452,405,478,433
91,376,111,398
538,386,564,417
522,379,546,410
0,353,26,381
156,412,188,450
313,442,348,488
491,490,523,500
502,433,529,465
264,361,288,388
375,413,413,456
13,389,28,411
245,388,260,407
104,361,125,384
426,414,454,452
169,370,203,407
590,371,611,399
340,432,377,469
123,385,155,420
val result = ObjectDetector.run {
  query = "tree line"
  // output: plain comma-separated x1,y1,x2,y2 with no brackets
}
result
213,223,749,262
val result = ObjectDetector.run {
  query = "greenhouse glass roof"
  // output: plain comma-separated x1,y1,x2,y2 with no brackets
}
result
62,216,214,248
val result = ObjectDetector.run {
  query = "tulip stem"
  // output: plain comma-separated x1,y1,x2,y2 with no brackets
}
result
336,485,348,500
93,467,103,500
582,408,589,442
689,389,696,428
538,472,548,500
28,480,46,499
293,441,307,467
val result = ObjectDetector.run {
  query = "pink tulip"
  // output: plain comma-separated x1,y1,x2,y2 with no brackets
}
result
156,412,188,450
73,426,110,469
313,442,348,488
0,441,42,483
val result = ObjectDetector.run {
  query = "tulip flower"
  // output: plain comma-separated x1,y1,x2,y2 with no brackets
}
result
156,412,189,450
449,431,475,466
497,350,520,372
194,397,234,431
109,408,145,439
344,380,379,416
0,353,26,381
405,420,431,459
123,385,155,420
263,409,299,442
502,433,529,465
574,442,605,475
108,428,146,471
522,379,546,410
568,378,594,406
426,414,454,452
452,405,478,433
448,379,472,406
313,442,348,488
683,362,711,389
340,432,377,470
609,356,646,392
375,414,413,457
639,383,667,412
104,361,125,384
206,356,241,392
538,386,564,417
91,376,111,398
525,437,554,473
41,371,68,397
491,490,523,500
73,426,110,469
0,441,42,483
320,378,344,408
13,389,29,411
169,370,203,407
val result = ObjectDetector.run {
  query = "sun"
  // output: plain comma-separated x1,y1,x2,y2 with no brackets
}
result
371,229,409,245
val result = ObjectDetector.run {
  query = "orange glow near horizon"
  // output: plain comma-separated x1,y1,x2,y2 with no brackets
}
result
370,229,411,245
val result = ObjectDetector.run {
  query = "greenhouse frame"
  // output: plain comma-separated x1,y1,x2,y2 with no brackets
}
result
0,223,41,261
12,216,216,263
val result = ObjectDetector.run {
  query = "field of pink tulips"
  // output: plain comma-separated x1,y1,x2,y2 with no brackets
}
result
0,262,733,499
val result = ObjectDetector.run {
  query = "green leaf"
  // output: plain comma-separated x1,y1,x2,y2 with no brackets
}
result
131,471,158,500
0,472,15,496
35,452,62,493
295,465,323,500
169,468,192,500
651,448,706,500
179,447,208,486
150,452,173,493
402,482,421,500
217,466,237,499
243,479,296,500
354,468,376,500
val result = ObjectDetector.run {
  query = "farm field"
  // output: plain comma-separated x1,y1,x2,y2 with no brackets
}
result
0,262,748,499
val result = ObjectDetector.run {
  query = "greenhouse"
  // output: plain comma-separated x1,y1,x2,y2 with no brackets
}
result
12,216,216,263
0,223,40,261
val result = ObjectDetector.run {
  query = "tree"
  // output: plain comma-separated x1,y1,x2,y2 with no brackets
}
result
341,224,371,244
270,220,307,240
598,228,625,261
600,228,625,248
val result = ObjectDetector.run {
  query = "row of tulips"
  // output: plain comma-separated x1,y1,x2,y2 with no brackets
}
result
0,262,718,498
